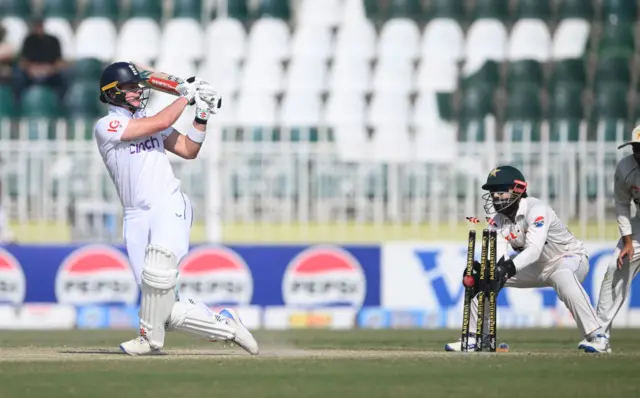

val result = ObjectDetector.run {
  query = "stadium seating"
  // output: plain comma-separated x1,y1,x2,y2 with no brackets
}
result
1,0,31,18
82,0,119,20
173,0,202,19
0,0,635,143
472,0,508,21
0,0,638,229
0,85,15,119
43,0,77,20
128,0,163,20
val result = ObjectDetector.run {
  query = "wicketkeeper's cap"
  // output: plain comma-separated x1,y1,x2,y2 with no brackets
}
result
618,125,640,149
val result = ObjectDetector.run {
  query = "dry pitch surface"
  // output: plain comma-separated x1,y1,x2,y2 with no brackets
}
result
1,329,639,398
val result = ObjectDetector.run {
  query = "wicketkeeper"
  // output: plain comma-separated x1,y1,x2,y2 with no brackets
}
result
445,166,609,353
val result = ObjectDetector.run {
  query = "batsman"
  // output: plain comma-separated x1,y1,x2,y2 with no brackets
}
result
445,166,609,353
94,61,259,356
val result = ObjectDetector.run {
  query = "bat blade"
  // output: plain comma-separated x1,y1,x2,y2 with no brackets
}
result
132,62,185,96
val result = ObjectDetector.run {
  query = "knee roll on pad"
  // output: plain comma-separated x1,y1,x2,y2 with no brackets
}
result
145,244,178,271
142,267,178,290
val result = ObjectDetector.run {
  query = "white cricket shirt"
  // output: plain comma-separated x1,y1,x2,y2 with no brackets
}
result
492,197,587,271
613,154,640,237
94,105,180,210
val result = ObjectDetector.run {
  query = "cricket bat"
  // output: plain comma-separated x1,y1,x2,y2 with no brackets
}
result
132,62,190,96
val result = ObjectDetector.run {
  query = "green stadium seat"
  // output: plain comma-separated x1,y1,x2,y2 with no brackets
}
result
20,86,61,140
593,83,628,120
515,0,551,19
601,0,637,23
388,0,424,20
20,85,61,118
2,0,31,17
549,84,584,141
129,0,162,19
461,84,494,120
84,0,120,20
256,0,290,20
174,0,202,19
506,60,544,88
507,84,542,120
472,0,508,21
72,58,104,82
592,83,628,141
459,85,494,141
595,54,631,87
0,86,16,119
363,0,380,21
43,0,76,20
549,83,584,120
557,0,594,20
598,22,635,57
505,84,542,141
214,0,250,21
461,60,500,90
549,58,586,90
65,82,103,120
428,0,465,20
289,128,320,142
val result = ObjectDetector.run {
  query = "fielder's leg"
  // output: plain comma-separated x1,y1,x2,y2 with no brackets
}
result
546,255,609,353
594,238,640,338
120,244,178,356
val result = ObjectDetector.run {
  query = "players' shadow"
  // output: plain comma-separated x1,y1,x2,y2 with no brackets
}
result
58,349,149,355
57,349,239,356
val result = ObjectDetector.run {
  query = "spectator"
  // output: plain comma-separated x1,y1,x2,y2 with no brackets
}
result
0,24,14,85
13,18,67,101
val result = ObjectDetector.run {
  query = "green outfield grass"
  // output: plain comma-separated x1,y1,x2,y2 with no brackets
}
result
9,220,621,244
0,329,638,398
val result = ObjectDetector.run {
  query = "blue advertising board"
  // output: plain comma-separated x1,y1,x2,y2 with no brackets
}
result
0,244,381,308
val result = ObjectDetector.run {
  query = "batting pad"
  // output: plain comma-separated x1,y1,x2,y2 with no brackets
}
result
166,297,236,341
140,244,178,350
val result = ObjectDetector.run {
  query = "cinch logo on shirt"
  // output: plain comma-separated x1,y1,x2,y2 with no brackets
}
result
130,136,160,154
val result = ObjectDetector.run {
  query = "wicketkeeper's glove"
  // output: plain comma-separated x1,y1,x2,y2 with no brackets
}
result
495,257,516,290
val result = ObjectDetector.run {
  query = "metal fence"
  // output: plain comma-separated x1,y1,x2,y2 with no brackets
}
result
0,118,631,242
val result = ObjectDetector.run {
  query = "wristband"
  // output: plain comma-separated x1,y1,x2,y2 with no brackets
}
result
187,125,206,144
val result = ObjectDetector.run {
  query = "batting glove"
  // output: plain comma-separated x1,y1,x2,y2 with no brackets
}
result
195,82,222,114
176,77,199,105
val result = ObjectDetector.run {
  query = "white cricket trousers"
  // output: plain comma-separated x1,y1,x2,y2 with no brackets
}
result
123,190,193,284
468,254,602,338
595,224,640,337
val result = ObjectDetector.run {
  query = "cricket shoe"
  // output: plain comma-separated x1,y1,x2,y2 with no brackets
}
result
444,334,490,352
220,308,259,355
119,335,162,356
582,334,611,354
577,339,587,350
578,333,608,350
